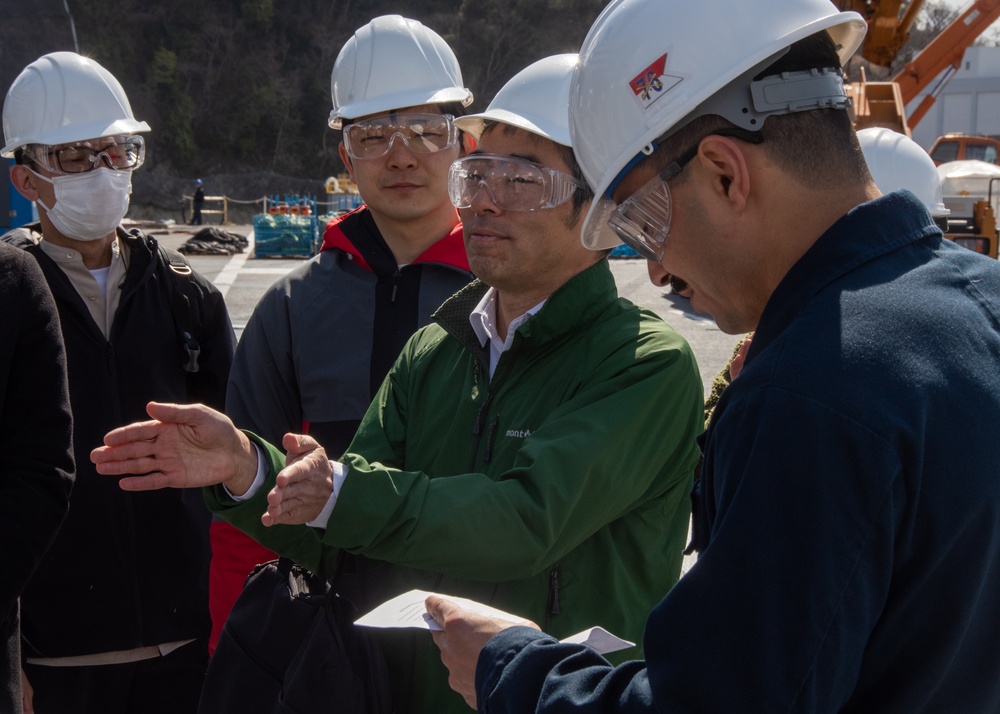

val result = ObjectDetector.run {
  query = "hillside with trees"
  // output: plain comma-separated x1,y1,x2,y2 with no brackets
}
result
3,0,607,211
1,0,996,215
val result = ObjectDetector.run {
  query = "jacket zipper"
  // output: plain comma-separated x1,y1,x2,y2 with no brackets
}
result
483,417,500,463
390,269,400,303
108,282,143,647
545,564,561,630
469,391,494,471
468,347,523,469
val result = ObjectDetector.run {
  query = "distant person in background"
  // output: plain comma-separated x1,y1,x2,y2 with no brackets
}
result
210,14,475,654
191,178,205,225
0,243,74,714
1,51,236,713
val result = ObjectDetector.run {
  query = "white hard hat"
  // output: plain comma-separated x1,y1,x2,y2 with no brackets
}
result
570,0,867,249
455,54,578,147
857,127,949,217
329,15,473,130
2,51,150,157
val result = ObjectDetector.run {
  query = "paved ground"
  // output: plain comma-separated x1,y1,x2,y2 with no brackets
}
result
151,222,740,396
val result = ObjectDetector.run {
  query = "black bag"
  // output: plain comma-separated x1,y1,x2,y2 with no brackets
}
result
198,557,393,714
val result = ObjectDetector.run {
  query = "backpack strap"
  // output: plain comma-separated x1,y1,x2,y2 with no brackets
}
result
0,221,43,249
156,242,202,374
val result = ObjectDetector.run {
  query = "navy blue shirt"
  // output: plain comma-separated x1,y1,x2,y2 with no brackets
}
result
476,191,1000,713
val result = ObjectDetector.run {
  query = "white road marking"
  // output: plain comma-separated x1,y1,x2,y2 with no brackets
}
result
214,232,255,298
213,231,302,296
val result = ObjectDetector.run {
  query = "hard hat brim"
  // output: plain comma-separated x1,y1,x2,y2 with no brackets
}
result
1,118,150,158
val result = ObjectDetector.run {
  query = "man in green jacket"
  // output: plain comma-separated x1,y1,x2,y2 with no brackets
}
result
92,54,704,714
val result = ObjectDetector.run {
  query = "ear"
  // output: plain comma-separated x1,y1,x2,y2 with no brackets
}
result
696,135,751,213
460,132,477,156
338,143,356,183
10,164,41,202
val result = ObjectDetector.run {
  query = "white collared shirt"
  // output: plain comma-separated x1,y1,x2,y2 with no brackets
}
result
39,237,126,338
469,287,546,379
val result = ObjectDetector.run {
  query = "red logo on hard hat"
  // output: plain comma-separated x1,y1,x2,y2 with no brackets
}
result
630,55,666,99
629,54,679,109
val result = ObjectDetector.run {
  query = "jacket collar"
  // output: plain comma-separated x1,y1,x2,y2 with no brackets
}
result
320,205,469,273
751,190,939,361
433,258,617,355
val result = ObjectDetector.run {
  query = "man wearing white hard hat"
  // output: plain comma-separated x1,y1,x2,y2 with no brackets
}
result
210,14,476,654
1,52,236,713
92,54,704,714
429,0,1000,711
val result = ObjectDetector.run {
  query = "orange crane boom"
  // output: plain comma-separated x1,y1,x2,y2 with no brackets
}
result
893,0,1000,126
839,0,927,67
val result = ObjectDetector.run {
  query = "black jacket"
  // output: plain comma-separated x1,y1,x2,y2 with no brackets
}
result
6,227,235,658
0,244,74,707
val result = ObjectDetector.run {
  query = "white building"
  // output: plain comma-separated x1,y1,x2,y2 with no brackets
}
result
909,45,1000,149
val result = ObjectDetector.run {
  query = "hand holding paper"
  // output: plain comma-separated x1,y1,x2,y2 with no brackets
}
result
423,594,535,710
354,589,634,709
354,589,529,631
354,589,634,654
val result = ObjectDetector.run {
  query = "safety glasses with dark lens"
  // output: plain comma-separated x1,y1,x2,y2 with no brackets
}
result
26,135,146,174
607,145,698,261
342,113,458,160
449,154,584,212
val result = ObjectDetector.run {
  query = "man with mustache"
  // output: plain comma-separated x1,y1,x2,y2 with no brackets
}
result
427,0,1000,711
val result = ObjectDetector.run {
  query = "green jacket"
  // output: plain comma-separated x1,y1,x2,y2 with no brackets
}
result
206,259,703,713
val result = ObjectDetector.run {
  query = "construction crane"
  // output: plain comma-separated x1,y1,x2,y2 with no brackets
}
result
895,0,1000,126
846,0,1000,133
842,1,1000,259
838,0,928,67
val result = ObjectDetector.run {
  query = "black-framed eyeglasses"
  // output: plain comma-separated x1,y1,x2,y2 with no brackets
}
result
24,135,146,174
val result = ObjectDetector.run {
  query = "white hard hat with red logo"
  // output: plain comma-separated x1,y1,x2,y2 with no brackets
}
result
2,51,150,157
328,15,473,130
569,0,867,249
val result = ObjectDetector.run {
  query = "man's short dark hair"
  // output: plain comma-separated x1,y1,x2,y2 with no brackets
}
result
652,31,868,191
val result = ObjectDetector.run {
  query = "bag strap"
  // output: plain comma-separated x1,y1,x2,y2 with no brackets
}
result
156,242,202,374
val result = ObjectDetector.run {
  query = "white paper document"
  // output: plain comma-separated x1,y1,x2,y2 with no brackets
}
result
354,589,634,656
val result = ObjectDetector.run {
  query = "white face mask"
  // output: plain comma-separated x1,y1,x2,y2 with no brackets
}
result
29,167,133,242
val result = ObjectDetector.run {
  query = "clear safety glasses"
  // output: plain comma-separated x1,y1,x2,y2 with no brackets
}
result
24,135,146,174
342,113,458,160
448,154,584,212
607,128,764,261
607,145,698,261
